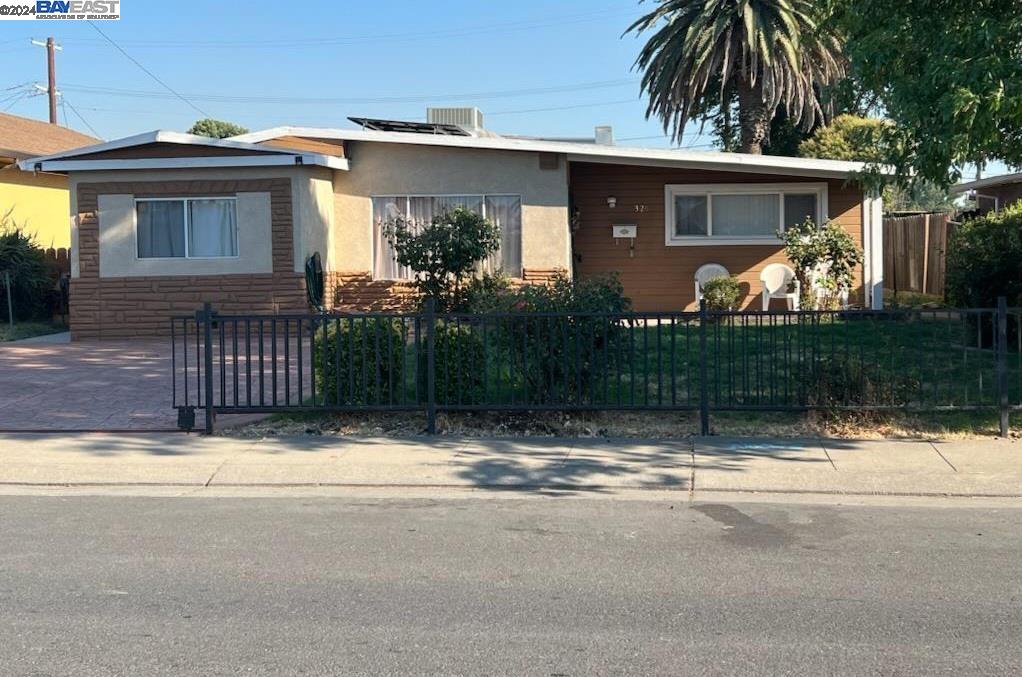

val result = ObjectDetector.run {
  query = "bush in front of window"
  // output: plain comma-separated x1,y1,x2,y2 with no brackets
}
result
779,217,862,310
313,318,407,406
700,276,742,312
0,210,53,321
383,207,501,312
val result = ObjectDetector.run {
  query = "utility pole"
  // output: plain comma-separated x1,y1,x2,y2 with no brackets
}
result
31,37,62,124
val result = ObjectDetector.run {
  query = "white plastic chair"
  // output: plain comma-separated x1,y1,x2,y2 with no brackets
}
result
694,263,730,304
760,263,800,311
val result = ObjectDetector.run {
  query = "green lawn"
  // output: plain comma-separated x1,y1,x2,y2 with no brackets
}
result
0,320,68,342
308,313,1022,413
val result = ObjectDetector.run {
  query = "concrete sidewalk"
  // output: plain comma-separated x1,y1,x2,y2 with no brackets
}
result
0,432,1019,498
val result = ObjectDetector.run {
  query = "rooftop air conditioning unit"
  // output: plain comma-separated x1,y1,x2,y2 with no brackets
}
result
426,107,484,131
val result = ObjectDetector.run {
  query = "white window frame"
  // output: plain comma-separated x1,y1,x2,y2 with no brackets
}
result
134,196,240,260
664,183,828,246
370,193,523,281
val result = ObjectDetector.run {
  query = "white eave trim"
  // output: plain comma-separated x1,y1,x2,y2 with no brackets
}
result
950,171,1022,194
25,154,349,172
231,125,879,179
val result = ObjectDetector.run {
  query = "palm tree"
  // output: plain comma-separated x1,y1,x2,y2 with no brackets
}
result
627,0,845,154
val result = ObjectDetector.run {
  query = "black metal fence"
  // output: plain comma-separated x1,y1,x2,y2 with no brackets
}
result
172,298,1022,436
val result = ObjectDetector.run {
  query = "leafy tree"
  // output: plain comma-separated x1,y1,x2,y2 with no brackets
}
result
798,114,887,163
835,0,1022,184
383,207,501,311
187,118,249,139
627,0,846,154
779,217,863,310
798,115,953,212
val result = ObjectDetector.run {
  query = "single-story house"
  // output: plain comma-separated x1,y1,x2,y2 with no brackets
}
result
20,108,885,340
0,111,97,248
950,172,1022,215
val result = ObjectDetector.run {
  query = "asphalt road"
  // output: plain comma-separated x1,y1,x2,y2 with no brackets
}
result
2,495,1022,676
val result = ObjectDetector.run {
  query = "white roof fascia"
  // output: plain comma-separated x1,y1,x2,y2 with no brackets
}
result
16,129,316,168
950,172,1022,194
231,125,876,178
27,154,349,172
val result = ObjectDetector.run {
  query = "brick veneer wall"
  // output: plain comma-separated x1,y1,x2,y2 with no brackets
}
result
72,177,308,339
329,268,567,311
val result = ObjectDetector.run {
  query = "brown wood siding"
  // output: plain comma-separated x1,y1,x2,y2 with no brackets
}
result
570,162,864,311
70,142,284,160
258,136,346,157
72,177,303,339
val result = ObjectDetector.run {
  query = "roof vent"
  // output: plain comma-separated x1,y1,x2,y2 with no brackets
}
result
595,125,614,146
427,107,484,132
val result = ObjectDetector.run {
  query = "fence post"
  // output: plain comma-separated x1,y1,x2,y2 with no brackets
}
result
424,297,437,435
698,299,710,436
199,302,216,435
997,296,1009,438
2,270,13,331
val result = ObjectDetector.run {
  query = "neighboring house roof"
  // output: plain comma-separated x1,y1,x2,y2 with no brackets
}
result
230,126,875,179
0,111,97,164
950,172,1022,194
17,130,349,172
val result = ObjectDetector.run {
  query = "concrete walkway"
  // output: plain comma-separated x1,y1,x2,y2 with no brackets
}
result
0,433,1019,498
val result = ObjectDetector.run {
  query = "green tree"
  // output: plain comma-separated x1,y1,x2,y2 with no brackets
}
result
835,0,1022,184
187,119,249,139
627,0,846,154
798,115,953,212
383,207,501,311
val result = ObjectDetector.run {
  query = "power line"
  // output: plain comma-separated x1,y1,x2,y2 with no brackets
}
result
62,6,635,49
488,98,639,116
86,20,209,117
61,96,103,138
60,78,640,106
2,91,28,112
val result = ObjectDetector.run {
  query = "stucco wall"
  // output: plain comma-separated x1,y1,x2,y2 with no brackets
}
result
0,167,71,248
332,141,571,274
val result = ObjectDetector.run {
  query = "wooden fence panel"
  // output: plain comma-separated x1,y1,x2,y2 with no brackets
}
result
882,213,951,297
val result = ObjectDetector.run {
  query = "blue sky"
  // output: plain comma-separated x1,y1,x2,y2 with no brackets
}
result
0,1,1004,178
0,1,711,148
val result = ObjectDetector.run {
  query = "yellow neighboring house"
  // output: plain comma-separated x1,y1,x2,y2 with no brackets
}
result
0,111,97,248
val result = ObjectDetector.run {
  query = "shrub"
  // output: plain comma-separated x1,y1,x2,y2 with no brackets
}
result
383,207,501,311
700,276,741,311
482,273,630,404
426,321,487,405
945,204,1022,308
0,211,51,321
780,218,863,310
462,272,513,313
314,318,406,405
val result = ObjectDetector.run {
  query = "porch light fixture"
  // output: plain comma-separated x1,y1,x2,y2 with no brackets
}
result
607,196,617,208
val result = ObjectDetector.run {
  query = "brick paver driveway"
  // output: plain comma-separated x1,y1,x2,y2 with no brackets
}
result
0,337,179,431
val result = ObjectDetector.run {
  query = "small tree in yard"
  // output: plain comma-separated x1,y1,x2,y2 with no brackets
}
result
780,218,862,310
383,207,501,311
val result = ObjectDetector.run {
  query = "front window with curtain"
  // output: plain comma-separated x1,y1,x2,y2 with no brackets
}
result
372,194,523,280
136,197,238,259
665,184,825,245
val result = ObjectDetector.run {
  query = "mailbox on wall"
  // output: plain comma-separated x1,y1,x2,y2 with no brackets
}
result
612,224,637,239
612,224,638,257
